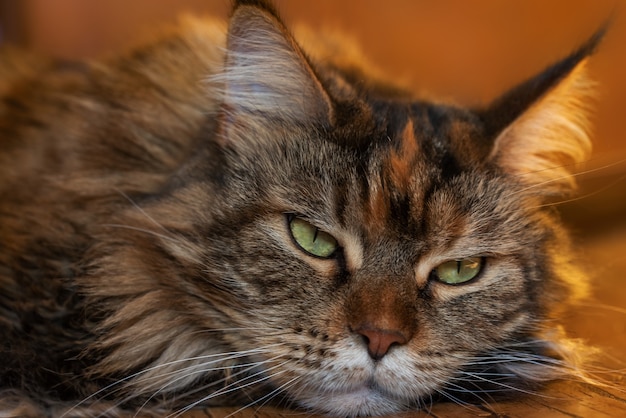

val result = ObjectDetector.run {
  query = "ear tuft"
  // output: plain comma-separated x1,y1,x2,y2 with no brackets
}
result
212,1,332,128
489,59,595,194
480,21,608,196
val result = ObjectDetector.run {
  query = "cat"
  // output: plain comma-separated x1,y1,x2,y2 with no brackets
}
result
0,0,605,416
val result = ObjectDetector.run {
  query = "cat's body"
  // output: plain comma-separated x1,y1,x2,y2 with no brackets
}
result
0,1,601,417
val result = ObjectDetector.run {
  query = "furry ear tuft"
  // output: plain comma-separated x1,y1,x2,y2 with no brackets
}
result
213,1,332,130
480,25,606,195
489,60,594,194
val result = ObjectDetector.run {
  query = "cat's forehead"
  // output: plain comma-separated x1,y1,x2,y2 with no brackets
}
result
368,101,483,184
338,101,487,237
337,97,485,167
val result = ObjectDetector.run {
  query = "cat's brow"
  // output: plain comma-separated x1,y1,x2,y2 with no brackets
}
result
387,119,420,191
364,119,421,233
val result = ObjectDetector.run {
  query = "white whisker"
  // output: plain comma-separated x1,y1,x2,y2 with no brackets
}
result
101,223,182,243
221,375,301,418
135,353,285,416
114,187,173,235
532,173,626,209
456,370,561,399
506,157,626,198
63,345,281,417
167,360,292,417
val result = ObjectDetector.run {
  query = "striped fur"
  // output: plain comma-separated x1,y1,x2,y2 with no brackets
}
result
0,0,601,416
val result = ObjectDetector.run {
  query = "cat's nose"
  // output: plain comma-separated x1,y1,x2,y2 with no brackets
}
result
355,326,408,360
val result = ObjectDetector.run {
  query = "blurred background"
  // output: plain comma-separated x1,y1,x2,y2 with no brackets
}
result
0,0,625,404
0,0,624,231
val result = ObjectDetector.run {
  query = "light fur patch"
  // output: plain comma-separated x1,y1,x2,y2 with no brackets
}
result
335,230,364,271
209,8,332,126
491,60,594,194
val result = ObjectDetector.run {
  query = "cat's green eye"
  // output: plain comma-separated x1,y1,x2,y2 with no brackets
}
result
433,257,483,285
288,216,338,258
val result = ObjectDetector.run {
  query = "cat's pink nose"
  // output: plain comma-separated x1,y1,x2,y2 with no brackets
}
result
356,327,408,360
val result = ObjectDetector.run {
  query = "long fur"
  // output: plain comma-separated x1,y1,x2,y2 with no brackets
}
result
0,1,604,417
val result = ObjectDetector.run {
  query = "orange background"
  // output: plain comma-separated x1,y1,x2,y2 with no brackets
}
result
2,0,623,155
1,0,625,225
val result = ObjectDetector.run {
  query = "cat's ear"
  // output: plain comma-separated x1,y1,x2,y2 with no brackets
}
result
215,0,333,139
480,27,606,195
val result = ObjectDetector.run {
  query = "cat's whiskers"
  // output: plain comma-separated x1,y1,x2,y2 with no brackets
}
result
188,327,285,333
512,152,626,178
450,337,620,400
219,375,303,418
454,371,562,399
188,327,295,339
434,386,487,413
506,156,626,199
103,188,189,247
63,344,281,417
101,223,183,244
447,356,556,404
103,350,286,417
532,173,626,209
459,352,566,367
135,353,287,418
420,392,437,415
133,351,276,389
576,301,626,316
114,187,173,235
167,359,293,417
439,380,496,408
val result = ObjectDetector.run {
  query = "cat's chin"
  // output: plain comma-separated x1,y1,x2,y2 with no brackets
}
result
280,348,439,416
298,386,406,417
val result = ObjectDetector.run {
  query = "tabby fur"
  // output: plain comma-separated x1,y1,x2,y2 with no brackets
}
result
0,0,602,416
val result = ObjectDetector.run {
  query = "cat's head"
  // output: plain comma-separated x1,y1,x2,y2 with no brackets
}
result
94,0,601,415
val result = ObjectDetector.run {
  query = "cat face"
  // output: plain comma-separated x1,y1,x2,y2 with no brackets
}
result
83,0,600,416
195,123,548,416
